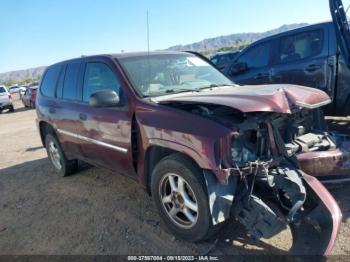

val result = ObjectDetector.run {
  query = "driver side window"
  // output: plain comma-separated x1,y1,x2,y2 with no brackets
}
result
83,62,121,102
237,41,271,69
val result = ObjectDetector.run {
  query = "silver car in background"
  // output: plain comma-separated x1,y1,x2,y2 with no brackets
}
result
0,86,14,113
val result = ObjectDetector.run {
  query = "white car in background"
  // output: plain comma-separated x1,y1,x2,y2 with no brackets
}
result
8,85,21,94
9,85,25,94
0,86,14,113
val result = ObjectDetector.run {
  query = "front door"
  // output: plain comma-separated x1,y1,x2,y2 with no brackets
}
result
231,41,273,85
76,58,134,176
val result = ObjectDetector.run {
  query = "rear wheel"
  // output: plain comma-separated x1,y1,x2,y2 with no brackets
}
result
151,154,217,242
45,133,78,177
9,105,14,112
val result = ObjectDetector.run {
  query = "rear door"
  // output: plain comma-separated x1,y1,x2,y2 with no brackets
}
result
270,26,332,96
76,57,134,176
231,40,273,85
53,61,84,159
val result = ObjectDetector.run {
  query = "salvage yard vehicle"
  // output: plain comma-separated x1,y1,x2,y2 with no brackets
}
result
36,51,343,255
210,51,240,72
0,85,14,113
8,85,22,94
22,86,38,108
225,3,350,116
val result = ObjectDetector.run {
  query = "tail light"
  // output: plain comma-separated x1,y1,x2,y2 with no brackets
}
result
8,94,12,100
31,90,37,100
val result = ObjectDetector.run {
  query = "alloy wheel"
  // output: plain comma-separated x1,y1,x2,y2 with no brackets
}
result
48,140,62,170
159,173,199,229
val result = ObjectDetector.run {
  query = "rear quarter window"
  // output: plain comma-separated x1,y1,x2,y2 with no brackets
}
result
40,64,62,98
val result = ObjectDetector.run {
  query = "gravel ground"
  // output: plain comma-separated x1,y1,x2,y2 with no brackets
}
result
0,95,349,255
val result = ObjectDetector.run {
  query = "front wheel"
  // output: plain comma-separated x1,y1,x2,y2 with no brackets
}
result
45,133,78,177
151,154,217,242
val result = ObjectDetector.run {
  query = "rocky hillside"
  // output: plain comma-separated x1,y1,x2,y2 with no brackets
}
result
0,66,46,85
166,23,308,51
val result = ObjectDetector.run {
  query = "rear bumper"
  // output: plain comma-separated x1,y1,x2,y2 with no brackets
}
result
0,102,13,110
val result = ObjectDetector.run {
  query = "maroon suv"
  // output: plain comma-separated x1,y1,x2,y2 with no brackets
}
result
36,52,343,255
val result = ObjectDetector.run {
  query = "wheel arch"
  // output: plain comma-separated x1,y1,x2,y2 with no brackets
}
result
143,145,203,195
38,121,56,147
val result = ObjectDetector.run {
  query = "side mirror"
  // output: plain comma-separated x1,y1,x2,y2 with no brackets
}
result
89,90,120,108
229,62,248,76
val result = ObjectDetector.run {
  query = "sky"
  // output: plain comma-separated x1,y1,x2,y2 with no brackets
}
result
0,0,335,73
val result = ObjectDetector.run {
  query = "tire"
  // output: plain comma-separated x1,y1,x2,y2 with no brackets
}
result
151,153,216,242
9,106,14,112
45,133,78,177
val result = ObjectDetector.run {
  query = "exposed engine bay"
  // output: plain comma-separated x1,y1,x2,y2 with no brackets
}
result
164,101,341,254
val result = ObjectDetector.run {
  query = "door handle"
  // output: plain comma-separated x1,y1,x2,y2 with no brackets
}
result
49,107,56,114
79,113,87,121
305,64,322,72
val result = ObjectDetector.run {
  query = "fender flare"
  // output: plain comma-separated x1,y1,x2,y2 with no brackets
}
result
147,138,209,168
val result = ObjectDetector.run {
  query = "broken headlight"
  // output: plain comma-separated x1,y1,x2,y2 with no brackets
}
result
231,132,257,166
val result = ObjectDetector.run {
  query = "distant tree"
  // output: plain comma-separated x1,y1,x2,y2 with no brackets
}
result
217,46,234,52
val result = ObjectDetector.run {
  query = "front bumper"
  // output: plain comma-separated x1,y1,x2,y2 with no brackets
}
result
298,133,350,183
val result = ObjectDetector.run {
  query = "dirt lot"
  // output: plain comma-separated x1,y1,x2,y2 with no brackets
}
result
0,95,349,255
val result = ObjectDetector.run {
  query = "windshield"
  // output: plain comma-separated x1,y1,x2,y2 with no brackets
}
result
118,53,233,97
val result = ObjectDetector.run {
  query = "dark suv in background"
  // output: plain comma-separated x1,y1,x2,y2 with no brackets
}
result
225,21,350,115
210,51,240,72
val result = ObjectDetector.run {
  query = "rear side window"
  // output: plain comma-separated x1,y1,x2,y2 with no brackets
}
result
82,62,121,102
237,41,271,69
278,30,323,63
40,64,62,98
0,87,5,93
62,62,80,100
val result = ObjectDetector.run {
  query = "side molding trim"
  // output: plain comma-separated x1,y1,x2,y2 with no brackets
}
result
57,128,128,154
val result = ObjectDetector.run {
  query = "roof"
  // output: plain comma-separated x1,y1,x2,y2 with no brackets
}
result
47,51,191,68
250,21,333,46
112,51,188,59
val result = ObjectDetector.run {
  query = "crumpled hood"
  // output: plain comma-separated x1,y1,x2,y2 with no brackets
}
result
154,84,331,114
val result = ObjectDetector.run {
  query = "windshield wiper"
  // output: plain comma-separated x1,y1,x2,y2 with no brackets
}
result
196,83,235,91
165,88,198,94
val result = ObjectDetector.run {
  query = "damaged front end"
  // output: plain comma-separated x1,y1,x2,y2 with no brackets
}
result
223,109,342,255
156,85,342,255
192,105,342,255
